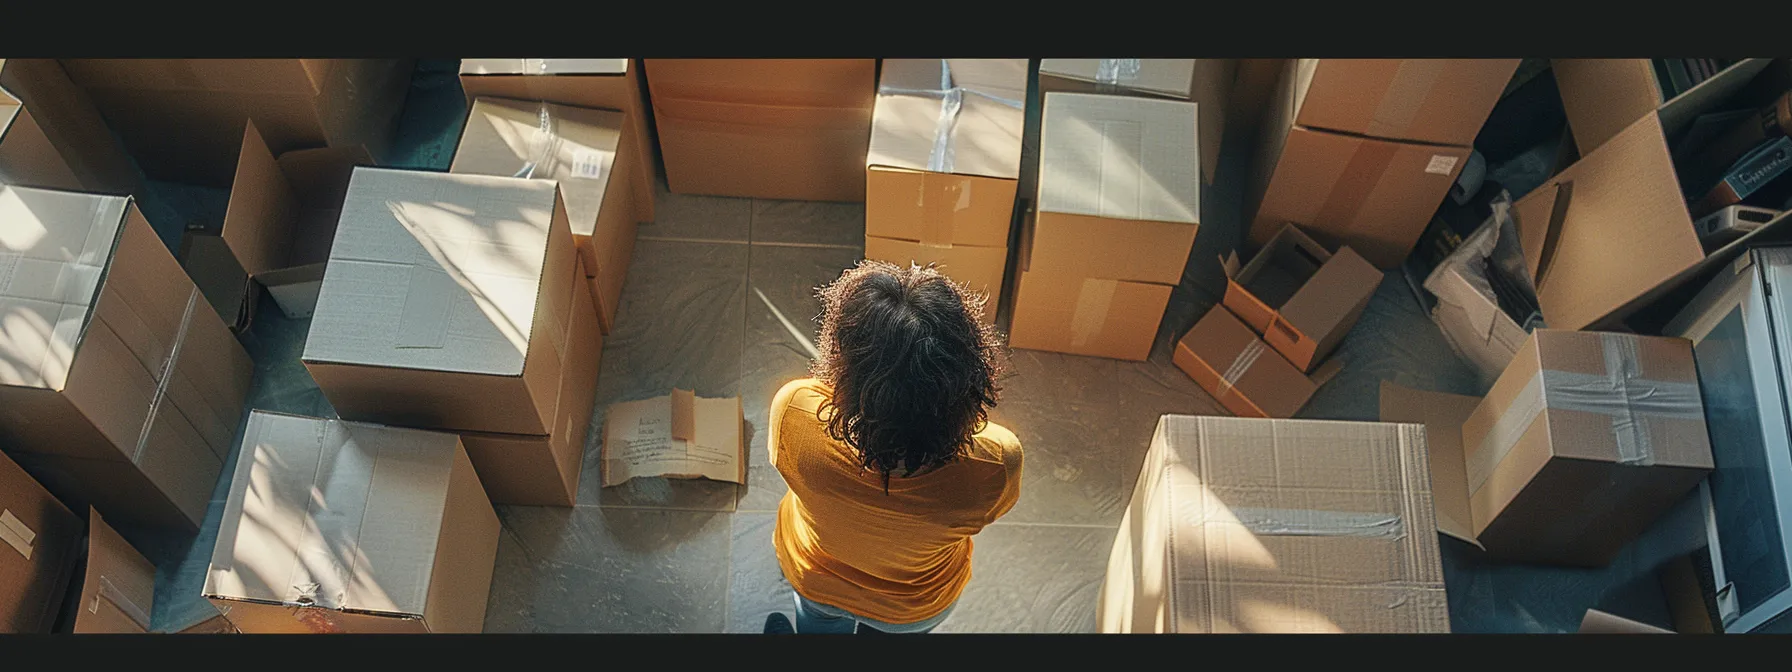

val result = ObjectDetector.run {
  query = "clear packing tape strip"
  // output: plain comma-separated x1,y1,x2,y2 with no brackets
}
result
1095,59,1143,87
130,288,201,464
1465,333,1704,494
1216,339,1269,396
1229,507,1407,540
878,59,1024,174
94,575,153,631
513,102,563,181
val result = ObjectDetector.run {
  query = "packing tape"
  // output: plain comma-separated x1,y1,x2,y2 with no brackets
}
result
130,288,199,463
513,101,562,180
1366,60,1444,140
0,509,34,559
1068,278,1118,348
1313,140,1400,232
879,60,1024,175
1465,333,1704,494
918,176,956,248
94,575,153,631
1095,59,1142,87
1216,339,1268,396
1229,507,1407,540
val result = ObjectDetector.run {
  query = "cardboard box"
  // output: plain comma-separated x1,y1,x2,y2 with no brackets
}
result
1222,223,1380,372
1173,306,1336,418
602,389,745,487
205,411,500,634
303,168,577,437
1380,330,1715,566
72,509,156,634
1291,59,1521,147
0,65,94,194
450,97,636,334
1424,198,1536,385
645,59,875,201
865,59,1025,324
0,185,254,533
58,59,412,187
1553,58,1773,155
459,59,657,224
1580,609,1674,634
0,59,142,197
1037,58,1236,184
1097,414,1449,633
0,449,81,634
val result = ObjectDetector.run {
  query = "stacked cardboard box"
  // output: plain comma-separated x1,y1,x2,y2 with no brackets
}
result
0,449,81,634
1249,59,1520,269
302,168,602,507
1037,59,1236,185
0,59,140,196
645,59,875,202
864,59,1027,324
0,185,254,534
1008,93,1201,361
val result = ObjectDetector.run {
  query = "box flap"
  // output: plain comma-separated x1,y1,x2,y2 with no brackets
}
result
222,119,301,276
0,185,129,391
1179,307,1317,418
1037,93,1199,226
1580,609,1674,634
0,80,19,135
450,97,622,240
75,508,157,634
459,59,628,76
1377,381,1479,545
602,392,745,486
867,59,1026,180
1039,60,1196,98
277,144,374,213
303,168,558,377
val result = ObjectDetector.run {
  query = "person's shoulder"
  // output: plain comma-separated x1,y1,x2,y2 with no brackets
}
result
773,378,831,418
966,419,1023,466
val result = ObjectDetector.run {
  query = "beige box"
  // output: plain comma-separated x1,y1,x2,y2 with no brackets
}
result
1037,59,1235,184
1553,58,1773,155
72,509,157,634
1173,305,1336,419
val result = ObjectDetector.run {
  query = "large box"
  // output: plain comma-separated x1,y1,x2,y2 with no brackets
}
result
1222,223,1380,372
1381,330,1715,566
1290,59,1520,147
0,59,141,197
205,411,500,634
645,59,875,202
459,59,657,224
1037,59,1236,184
450,97,635,333
71,509,157,634
1553,58,1773,156
58,59,412,187
865,59,1025,324
1173,305,1334,419
1098,415,1449,633
0,186,253,533
0,449,81,634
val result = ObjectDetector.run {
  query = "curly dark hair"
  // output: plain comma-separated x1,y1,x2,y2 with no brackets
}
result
811,260,1009,492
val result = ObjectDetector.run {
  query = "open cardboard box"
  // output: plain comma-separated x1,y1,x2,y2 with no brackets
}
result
1222,223,1380,373
1553,59,1775,156
1174,305,1340,419
0,59,142,197
0,73,85,193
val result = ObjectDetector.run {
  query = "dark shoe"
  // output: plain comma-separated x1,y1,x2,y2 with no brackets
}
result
855,622,888,634
764,612,795,634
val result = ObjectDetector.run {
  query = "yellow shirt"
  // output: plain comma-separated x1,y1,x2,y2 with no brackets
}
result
771,378,1024,624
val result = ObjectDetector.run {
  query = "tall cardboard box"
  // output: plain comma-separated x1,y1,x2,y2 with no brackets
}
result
0,185,254,533
865,59,1026,324
1173,305,1335,419
1221,223,1380,372
450,97,636,334
645,59,875,202
1008,92,1199,361
1290,59,1521,147
58,59,412,187
0,59,142,197
0,449,81,633
71,509,157,634
1381,330,1714,567
459,59,658,224
1553,58,1773,156
205,411,500,634
1098,415,1449,633
1037,58,1236,184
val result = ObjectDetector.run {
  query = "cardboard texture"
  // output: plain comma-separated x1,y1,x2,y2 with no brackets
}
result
303,168,576,437
1173,306,1326,418
646,59,875,201
601,390,745,487
1379,330,1715,566
0,186,254,533
58,59,413,187
0,59,143,197
1553,58,1773,155
1292,59,1521,147
1222,224,1379,372
458,59,657,224
0,81,83,193
450,97,635,334
1580,609,1674,634
1036,59,1235,183
205,411,500,634
0,449,80,634
1009,271,1172,362
1097,415,1449,633
73,509,156,634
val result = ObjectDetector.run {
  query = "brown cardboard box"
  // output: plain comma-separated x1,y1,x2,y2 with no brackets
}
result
1291,59,1521,147
303,168,577,439
645,59,875,202
0,80,83,192
0,186,254,533
865,59,1025,324
58,59,412,187
450,97,636,334
1553,58,1773,156
459,59,657,224
0,59,142,197
72,509,157,634
1222,223,1380,372
1380,330,1714,567
205,411,500,634
1008,270,1172,362
0,449,81,634
1173,306,1335,418
1037,59,1236,184
1098,414,1449,633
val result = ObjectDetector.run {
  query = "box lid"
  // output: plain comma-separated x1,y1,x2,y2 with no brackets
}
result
0,185,128,390
1039,59,1196,99
205,411,462,619
867,59,1026,180
1038,92,1199,225
451,97,621,239
459,59,628,76
302,168,558,377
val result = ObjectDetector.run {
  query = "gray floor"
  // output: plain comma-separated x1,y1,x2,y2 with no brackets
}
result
123,60,1708,635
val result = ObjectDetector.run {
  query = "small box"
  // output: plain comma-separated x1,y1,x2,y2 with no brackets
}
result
205,411,501,634
0,449,81,634
71,509,157,634
1222,223,1380,372
1037,58,1235,184
1173,306,1336,419
1381,330,1715,566
1291,59,1521,147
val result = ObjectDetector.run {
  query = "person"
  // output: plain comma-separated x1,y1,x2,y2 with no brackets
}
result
762,260,1023,635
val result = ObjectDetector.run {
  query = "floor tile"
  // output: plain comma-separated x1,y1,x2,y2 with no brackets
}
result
483,506,732,633
637,178,752,242
725,512,793,633
750,199,865,248
935,523,1117,633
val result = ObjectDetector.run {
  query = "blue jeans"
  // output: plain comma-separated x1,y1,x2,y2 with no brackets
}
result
793,593,955,634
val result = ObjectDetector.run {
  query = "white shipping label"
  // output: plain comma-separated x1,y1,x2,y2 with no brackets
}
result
572,150,607,180
1425,155,1460,175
